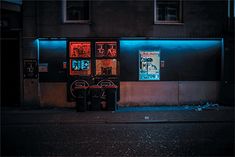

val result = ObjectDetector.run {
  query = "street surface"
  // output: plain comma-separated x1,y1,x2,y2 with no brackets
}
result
1,107,234,156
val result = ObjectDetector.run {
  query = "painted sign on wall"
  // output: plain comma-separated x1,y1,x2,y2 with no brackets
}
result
139,51,160,80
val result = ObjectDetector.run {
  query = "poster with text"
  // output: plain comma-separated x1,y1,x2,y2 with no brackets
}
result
69,59,91,76
69,42,91,58
95,41,117,58
96,59,117,76
139,51,160,80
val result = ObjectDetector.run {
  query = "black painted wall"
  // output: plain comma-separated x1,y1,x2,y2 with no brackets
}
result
120,39,222,81
23,0,228,38
39,40,67,82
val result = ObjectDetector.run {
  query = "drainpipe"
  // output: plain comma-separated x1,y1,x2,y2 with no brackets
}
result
178,73,180,105
35,0,40,106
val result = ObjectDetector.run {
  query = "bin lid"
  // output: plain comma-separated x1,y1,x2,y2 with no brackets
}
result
74,86,88,89
103,85,118,89
89,85,102,89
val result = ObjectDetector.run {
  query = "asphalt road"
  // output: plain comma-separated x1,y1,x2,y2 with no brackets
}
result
2,121,234,156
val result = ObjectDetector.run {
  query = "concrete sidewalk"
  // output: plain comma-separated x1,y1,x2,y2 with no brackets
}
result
1,105,234,125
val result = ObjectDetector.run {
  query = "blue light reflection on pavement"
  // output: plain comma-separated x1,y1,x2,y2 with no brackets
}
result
117,104,220,112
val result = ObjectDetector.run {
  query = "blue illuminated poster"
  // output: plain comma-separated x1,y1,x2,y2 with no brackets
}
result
139,51,160,80
72,60,80,70
81,60,90,70
71,60,90,71
70,59,91,76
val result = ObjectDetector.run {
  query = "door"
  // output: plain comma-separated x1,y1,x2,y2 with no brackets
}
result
1,31,21,106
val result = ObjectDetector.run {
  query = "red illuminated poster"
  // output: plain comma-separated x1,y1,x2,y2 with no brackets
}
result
96,59,117,76
69,42,91,58
95,41,117,57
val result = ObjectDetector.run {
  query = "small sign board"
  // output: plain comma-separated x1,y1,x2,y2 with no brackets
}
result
63,61,67,69
160,60,165,68
23,59,38,79
39,63,48,72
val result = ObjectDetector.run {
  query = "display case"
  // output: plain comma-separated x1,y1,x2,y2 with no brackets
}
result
93,40,120,110
69,41,92,76
67,39,120,110
95,41,118,76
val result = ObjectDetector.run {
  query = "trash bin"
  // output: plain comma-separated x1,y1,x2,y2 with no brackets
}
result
75,86,88,112
89,85,102,111
103,85,118,111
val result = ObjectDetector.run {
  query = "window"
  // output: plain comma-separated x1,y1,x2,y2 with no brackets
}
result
154,0,182,24
227,0,235,18
63,0,90,23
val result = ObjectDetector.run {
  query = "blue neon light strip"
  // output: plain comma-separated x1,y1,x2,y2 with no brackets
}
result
38,40,66,50
120,39,223,81
37,40,67,65
120,39,222,53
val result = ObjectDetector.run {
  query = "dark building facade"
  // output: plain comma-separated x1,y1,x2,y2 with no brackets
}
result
1,0,234,107
1,0,22,106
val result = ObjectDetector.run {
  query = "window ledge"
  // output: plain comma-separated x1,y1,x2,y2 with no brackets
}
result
154,22,184,25
63,20,91,24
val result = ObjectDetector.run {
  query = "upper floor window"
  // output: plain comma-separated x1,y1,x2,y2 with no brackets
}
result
62,0,90,23
154,0,183,24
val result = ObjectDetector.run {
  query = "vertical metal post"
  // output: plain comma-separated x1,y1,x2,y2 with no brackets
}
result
178,73,180,105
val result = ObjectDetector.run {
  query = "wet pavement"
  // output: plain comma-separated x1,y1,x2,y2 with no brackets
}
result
1,106,234,156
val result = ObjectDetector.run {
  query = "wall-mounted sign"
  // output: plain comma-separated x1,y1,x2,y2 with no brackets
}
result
39,63,48,72
69,41,91,58
69,59,91,76
160,60,165,68
95,41,117,58
96,59,117,76
63,61,67,69
139,51,160,80
24,59,38,79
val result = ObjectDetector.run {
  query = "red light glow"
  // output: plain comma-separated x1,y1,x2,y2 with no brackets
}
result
95,41,117,58
69,42,91,58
